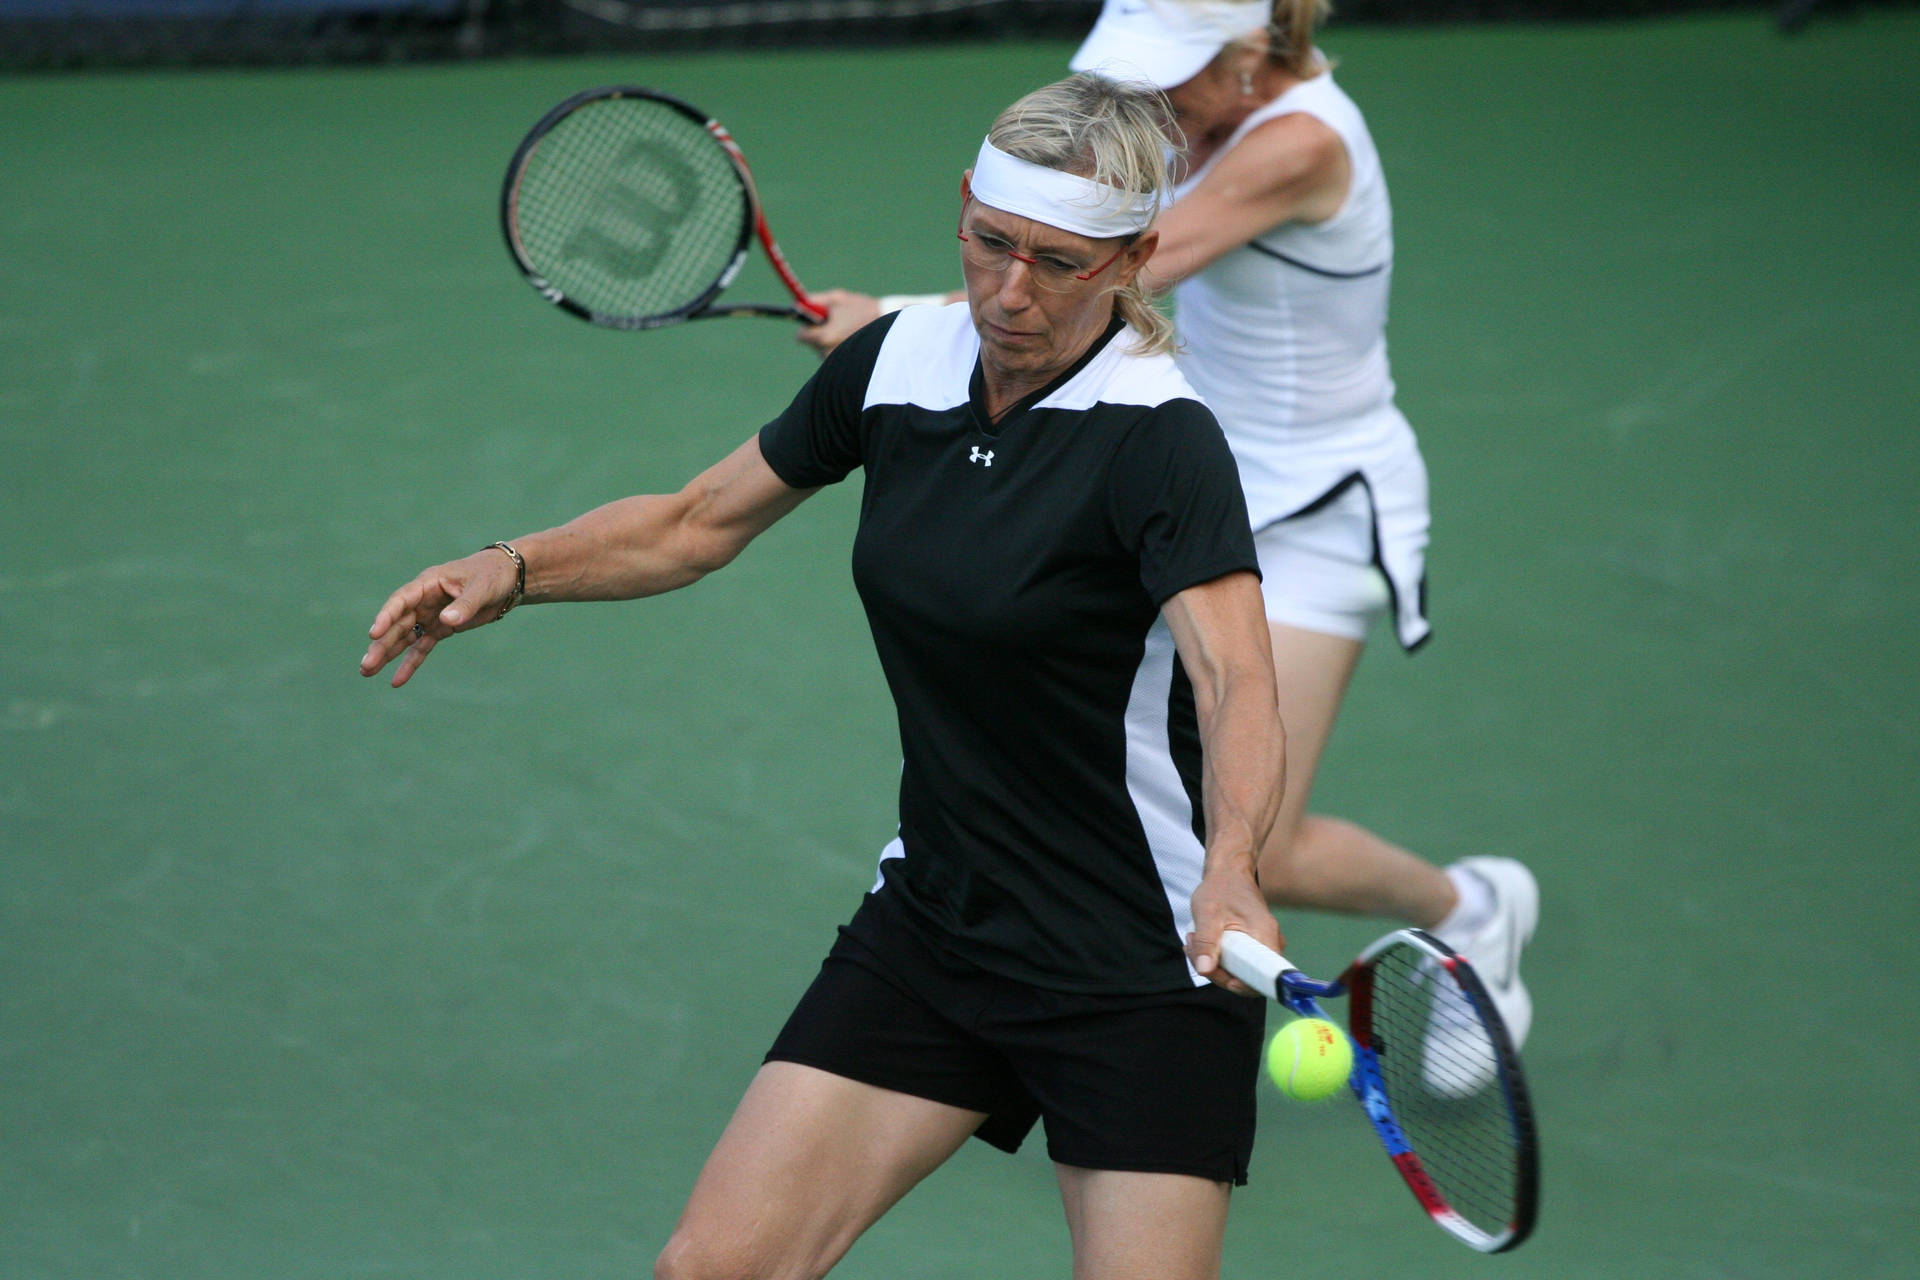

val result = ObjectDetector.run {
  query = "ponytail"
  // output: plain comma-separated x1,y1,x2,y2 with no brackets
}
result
1115,277,1176,357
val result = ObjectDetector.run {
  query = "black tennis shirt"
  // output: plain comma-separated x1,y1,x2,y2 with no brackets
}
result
758,303,1257,993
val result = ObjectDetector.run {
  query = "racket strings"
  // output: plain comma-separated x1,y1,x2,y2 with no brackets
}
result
1365,944,1524,1237
512,97,747,321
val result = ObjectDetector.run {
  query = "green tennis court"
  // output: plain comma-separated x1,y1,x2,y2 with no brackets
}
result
5,10,1918,1276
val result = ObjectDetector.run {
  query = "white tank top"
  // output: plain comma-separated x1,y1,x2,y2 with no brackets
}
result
1171,71,1408,529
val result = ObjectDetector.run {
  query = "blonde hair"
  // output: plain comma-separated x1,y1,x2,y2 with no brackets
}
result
1262,0,1332,78
986,73,1177,356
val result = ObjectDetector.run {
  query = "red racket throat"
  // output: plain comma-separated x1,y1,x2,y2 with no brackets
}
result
707,121,827,324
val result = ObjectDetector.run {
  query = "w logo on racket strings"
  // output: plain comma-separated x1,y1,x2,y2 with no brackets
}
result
560,140,702,281
969,447,995,467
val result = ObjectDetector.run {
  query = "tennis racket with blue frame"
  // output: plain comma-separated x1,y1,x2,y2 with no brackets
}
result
1221,928,1540,1252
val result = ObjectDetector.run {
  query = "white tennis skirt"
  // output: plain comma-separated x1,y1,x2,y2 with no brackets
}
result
1243,416,1432,651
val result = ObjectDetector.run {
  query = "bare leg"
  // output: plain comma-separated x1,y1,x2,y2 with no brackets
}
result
1256,620,1457,929
655,1061,986,1280
1055,1164,1231,1280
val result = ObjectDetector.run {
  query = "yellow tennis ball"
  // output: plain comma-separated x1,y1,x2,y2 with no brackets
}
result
1266,1017,1353,1102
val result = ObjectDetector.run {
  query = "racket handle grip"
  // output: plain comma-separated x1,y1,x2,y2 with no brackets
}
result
1219,930,1293,1000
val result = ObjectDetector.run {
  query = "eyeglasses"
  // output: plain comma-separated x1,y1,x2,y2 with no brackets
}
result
956,204,1131,294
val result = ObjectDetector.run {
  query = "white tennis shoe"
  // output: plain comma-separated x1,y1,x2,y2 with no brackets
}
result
1422,857,1538,1097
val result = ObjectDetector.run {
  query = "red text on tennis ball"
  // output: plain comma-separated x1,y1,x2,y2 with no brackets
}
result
1266,1017,1353,1101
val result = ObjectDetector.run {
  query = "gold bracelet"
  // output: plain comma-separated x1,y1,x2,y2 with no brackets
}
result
485,540,526,619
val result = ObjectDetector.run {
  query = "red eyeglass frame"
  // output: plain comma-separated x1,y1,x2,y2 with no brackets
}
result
955,196,1132,284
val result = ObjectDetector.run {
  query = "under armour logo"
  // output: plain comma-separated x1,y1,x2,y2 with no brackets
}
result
969,446,995,467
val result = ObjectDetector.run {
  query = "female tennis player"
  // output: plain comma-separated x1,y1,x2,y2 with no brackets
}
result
365,75,1286,1279
800,0,1540,1054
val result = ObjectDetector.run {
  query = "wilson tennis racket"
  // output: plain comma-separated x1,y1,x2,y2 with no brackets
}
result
501,86,827,330
1221,928,1540,1253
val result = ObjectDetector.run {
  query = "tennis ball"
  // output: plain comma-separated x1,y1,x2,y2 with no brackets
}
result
1265,1018,1353,1102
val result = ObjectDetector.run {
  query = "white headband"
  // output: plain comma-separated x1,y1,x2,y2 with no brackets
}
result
968,138,1157,241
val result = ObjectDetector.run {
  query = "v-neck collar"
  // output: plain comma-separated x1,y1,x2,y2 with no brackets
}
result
968,314,1127,439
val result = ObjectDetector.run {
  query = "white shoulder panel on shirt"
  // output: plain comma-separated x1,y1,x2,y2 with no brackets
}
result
1038,331,1202,412
864,301,976,411
866,303,1204,417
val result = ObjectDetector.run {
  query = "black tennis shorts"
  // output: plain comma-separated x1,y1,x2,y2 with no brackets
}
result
766,892,1267,1185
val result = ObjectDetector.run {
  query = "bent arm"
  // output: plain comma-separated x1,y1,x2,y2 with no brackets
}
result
1145,112,1351,290
1162,570,1288,986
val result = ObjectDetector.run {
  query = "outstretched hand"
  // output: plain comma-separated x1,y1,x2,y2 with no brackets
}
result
359,547,520,688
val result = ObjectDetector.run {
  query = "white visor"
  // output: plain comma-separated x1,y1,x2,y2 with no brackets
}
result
968,139,1156,241
1069,0,1271,90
